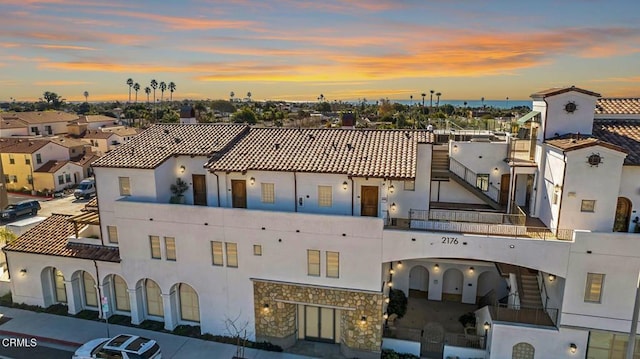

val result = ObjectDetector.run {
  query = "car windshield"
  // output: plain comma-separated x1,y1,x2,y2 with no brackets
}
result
79,183,90,190
5,205,16,210
90,339,110,356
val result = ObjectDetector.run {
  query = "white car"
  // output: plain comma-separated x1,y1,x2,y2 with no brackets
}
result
73,334,161,359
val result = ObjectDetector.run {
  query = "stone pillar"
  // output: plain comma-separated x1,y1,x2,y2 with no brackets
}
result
64,279,80,315
161,293,177,331
128,288,143,325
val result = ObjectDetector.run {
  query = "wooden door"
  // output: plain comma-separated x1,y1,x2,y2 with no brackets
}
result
192,174,207,206
231,180,247,208
304,306,335,342
499,174,510,205
613,197,632,232
361,186,378,217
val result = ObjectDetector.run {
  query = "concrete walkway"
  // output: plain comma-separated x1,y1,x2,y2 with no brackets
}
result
0,306,315,359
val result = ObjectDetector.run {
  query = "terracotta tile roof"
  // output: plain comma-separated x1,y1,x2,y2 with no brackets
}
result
209,128,433,179
0,119,27,129
92,123,249,169
34,160,78,173
592,120,640,165
71,153,100,166
3,214,120,262
0,138,50,154
545,133,627,154
49,137,88,148
0,111,78,124
78,115,118,124
81,130,116,140
530,86,601,99
103,127,140,137
83,197,98,211
595,98,640,115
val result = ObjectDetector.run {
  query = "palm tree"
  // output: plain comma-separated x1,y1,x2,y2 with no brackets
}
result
421,93,426,108
168,82,176,101
430,90,435,110
319,94,324,102
230,91,235,102
159,81,167,102
126,78,134,103
247,91,252,102
506,96,509,109
145,87,151,104
481,96,485,109
133,83,140,103
435,92,442,109
83,91,89,103
410,94,413,106
150,79,158,120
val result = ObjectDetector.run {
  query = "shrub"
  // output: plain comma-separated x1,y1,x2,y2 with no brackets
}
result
381,349,419,359
458,312,476,328
387,289,408,318
75,310,99,320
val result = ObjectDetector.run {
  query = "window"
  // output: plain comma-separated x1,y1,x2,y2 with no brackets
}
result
83,272,98,307
145,280,163,317
165,237,176,261
326,251,339,278
512,342,535,359
318,186,332,207
54,269,67,303
476,174,489,191
307,250,320,276
45,125,52,134
587,331,640,359
226,242,238,268
3,175,8,184
27,175,33,185
58,175,64,185
65,173,71,183
261,183,275,203
10,175,17,183
211,241,223,266
149,236,161,259
107,226,118,244
113,275,130,312
585,273,605,303
404,180,415,191
581,200,596,212
24,155,30,165
179,284,199,322
30,126,38,134
8,154,14,165
253,244,262,256
36,153,42,164
118,177,131,196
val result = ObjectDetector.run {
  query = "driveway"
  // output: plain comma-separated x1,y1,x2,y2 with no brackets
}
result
7,193,89,218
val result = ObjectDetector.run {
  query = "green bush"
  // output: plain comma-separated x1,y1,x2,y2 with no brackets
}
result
75,310,99,320
387,289,408,318
458,312,476,328
381,349,419,359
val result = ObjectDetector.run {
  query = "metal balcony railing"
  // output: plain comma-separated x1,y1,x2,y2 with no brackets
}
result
449,158,501,202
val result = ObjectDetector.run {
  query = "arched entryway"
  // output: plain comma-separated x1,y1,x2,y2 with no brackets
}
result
477,271,505,303
103,274,130,314
409,265,430,297
170,282,200,323
512,342,535,359
442,268,463,302
136,278,164,319
613,197,632,232
41,267,66,307
70,270,98,312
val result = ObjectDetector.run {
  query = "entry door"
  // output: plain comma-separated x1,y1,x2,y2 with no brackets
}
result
361,186,378,217
192,174,207,206
305,306,335,342
231,180,247,208
499,174,510,205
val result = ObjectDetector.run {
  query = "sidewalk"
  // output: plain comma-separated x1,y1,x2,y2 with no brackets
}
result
0,306,315,359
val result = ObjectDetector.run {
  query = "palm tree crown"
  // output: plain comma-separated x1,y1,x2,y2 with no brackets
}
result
435,92,442,108
159,81,167,102
168,82,176,101
230,91,235,102
145,87,151,103
126,78,134,103
83,91,89,103
133,83,140,103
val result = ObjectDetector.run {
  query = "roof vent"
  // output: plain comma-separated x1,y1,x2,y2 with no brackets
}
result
404,132,411,139
308,134,315,140
164,129,170,134
274,143,280,150
346,143,353,150
174,138,181,144
332,141,337,150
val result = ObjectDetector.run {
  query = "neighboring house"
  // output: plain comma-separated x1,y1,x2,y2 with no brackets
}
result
0,111,78,136
49,137,90,159
0,119,28,137
0,138,69,193
0,159,7,209
78,130,119,156
33,160,84,192
5,87,640,359
77,115,119,130
101,126,141,143
179,105,197,124
71,153,100,179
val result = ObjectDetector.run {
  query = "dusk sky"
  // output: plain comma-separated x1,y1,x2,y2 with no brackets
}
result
1,0,639,102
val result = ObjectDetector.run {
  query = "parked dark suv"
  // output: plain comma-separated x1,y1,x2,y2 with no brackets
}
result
0,200,41,221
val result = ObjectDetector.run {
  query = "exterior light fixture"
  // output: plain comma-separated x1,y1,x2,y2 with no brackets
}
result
548,274,556,282
569,343,577,354
342,181,348,190
388,281,393,287
263,303,270,312
434,264,439,270
250,177,256,185
383,313,389,320
19,268,27,275
493,167,499,173
360,316,367,325
389,268,395,275
385,297,390,304
469,266,475,273
179,165,186,174
390,203,397,211
397,261,403,268
483,321,490,330
389,184,395,193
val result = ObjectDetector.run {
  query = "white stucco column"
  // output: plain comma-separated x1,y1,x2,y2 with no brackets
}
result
64,279,80,315
161,293,177,331
128,288,144,325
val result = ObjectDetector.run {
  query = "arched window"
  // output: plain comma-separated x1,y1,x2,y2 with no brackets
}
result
54,269,67,303
145,280,163,317
179,284,199,322
82,272,97,307
512,342,535,359
113,275,130,312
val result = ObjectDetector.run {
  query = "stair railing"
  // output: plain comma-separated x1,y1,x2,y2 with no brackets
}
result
449,157,501,202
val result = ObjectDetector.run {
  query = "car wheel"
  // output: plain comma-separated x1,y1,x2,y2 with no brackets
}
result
31,209,37,215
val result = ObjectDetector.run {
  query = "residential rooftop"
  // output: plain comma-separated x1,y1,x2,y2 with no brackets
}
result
592,119,640,165
0,111,78,124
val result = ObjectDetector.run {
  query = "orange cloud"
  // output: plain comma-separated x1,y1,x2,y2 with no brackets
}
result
33,80,92,86
35,44,98,51
97,10,257,30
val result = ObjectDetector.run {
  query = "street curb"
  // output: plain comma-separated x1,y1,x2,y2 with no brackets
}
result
0,329,82,348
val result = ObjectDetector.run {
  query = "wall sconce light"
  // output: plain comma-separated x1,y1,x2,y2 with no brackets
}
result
384,297,390,304
383,312,389,320
453,144,458,152
250,177,256,185
389,184,395,193
397,261,402,268
263,303,270,312
484,321,490,331
469,266,475,273
389,268,395,275
548,274,555,282
387,281,393,287
360,316,367,325
493,167,499,173
390,203,397,211
569,343,577,354
342,181,348,190
19,268,27,275
554,184,561,193
179,165,186,174
434,264,439,270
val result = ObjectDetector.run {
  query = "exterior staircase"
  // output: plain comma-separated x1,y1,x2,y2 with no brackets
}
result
431,145,450,180
519,272,544,308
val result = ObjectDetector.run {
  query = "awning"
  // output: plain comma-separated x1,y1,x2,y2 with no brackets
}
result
517,111,541,125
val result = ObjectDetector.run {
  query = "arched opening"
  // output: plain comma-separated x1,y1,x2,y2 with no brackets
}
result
70,270,98,312
141,278,163,318
409,265,430,297
171,283,200,323
104,274,130,313
442,268,463,302
477,270,507,303
512,342,535,359
613,197,632,232
41,267,66,307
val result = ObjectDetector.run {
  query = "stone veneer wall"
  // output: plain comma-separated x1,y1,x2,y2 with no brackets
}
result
253,280,383,352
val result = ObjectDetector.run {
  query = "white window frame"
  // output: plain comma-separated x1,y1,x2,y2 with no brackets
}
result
211,241,223,266
165,237,176,261
581,199,596,212
150,235,161,259
107,226,118,244
326,251,339,278
318,186,332,207
226,242,238,268
585,273,605,303
253,244,262,256
307,249,320,276
118,176,131,196
261,183,275,204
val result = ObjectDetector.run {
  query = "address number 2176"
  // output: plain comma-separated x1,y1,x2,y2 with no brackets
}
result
442,237,459,244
